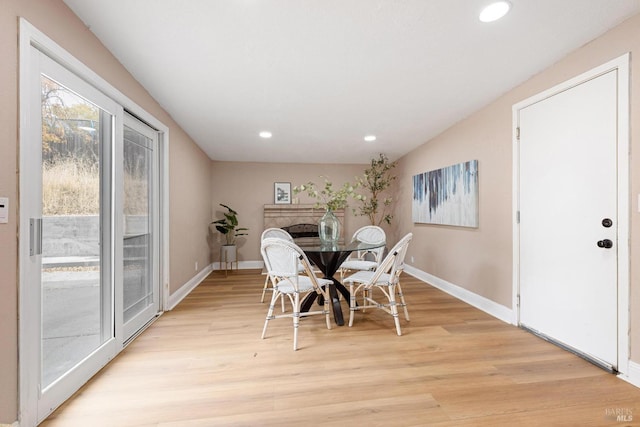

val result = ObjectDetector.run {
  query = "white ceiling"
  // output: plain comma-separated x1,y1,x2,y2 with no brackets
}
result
63,0,640,164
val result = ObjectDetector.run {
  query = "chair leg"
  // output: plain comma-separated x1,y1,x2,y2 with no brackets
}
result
262,275,287,312
292,314,299,351
388,284,402,336
348,284,357,327
362,288,370,312
324,292,332,330
292,293,300,351
261,274,270,303
262,290,278,339
396,282,410,321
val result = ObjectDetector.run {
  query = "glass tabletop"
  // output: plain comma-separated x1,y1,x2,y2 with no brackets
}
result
297,240,384,253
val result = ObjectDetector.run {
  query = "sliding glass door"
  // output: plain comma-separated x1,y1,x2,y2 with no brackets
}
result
123,114,160,340
21,46,163,424
31,52,118,421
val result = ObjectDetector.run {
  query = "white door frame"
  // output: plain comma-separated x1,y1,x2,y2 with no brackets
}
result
512,54,630,376
19,18,171,426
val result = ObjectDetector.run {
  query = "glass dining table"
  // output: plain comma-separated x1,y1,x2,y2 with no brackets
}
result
298,240,385,326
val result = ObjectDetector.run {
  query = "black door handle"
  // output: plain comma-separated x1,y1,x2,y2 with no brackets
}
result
597,239,613,249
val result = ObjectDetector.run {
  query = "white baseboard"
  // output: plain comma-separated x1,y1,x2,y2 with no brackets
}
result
403,266,640,389
169,261,263,311
404,265,513,324
167,264,213,310
212,260,264,271
0,422,19,427
619,360,640,387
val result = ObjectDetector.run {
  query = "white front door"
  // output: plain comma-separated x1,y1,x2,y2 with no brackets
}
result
516,59,629,371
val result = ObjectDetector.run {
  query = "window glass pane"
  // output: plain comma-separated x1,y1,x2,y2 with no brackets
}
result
41,75,110,389
123,125,153,323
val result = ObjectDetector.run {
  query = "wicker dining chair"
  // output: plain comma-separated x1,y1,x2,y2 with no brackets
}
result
339,226,386,279
342,233,413,336
260,228,295,303
260,237,332,350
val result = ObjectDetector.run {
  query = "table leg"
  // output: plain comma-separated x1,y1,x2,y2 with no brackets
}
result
328,280,344,326
300,281,345,326
300,292,318,313
334,281,350,302
301,249,355,326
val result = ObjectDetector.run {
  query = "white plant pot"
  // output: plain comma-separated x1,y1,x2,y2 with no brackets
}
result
220,245,237,263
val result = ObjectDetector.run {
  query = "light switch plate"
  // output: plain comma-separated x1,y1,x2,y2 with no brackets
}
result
0,197,8,223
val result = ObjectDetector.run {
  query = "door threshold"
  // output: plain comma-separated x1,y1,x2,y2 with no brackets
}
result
520,325,617,374
123,312,162,348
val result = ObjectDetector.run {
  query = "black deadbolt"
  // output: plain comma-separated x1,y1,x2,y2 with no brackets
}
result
597,239,613,249
602,218,613,228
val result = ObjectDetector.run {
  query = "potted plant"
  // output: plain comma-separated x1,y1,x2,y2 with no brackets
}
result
211,204,248,271
354,153,397,226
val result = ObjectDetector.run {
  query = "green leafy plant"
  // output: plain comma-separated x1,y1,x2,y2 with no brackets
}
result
293,177,358,211
211,204,248,245
354,153,397,225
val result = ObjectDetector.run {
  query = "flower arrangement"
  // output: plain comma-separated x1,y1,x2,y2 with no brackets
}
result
293,177,361,211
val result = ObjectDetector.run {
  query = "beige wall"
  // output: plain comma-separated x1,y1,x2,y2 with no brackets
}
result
0,0,212,423
396,111,512,305
0,3,20,424
169,132,213,293
210,161,371,262
395,13,640,361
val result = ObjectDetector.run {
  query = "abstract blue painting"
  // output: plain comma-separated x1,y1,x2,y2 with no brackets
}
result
412,160,479,227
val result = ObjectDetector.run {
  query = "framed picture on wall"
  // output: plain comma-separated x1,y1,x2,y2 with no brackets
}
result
412,160,479,227
274,182,291,204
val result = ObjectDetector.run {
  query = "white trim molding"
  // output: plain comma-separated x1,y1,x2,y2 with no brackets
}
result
404,265,513,324
213,260,264,271
167,264,213,310
619,361,640,388
168,261,264,310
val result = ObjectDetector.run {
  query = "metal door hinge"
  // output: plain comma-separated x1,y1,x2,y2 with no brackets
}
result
516,211,520,223
516,127,520,140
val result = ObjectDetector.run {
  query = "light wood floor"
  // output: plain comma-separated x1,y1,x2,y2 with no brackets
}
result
41,270,640,426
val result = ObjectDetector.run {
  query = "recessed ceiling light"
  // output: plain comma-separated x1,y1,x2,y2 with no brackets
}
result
364,135,377,142
259,131,272,139
479,1,511,23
